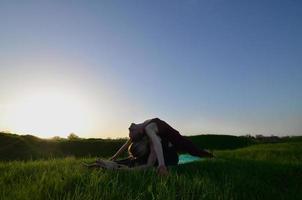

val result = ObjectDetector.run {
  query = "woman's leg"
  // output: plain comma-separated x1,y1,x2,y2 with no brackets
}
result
174,134,213,158
157,118,213,158
115,156,148,168
114,157,135,167
161,140,179,166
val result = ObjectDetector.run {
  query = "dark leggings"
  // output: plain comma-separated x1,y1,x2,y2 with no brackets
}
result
154,118,213,158
173,134,213,158
161,139,179,166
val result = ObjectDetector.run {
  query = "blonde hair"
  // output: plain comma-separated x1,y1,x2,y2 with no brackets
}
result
128,136,150,158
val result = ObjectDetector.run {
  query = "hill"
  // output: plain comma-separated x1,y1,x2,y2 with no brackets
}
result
0,132,125,161
188,134,256,150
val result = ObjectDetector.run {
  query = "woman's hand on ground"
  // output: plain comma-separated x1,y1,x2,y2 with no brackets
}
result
157,165,169,176
109,156,116,161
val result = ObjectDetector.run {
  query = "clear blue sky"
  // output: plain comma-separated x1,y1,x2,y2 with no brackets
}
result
0,0,301,138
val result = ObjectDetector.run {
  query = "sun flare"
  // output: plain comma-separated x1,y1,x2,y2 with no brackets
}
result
2,89,99,138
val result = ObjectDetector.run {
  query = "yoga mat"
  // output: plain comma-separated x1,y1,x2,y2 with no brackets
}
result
178,154,204,164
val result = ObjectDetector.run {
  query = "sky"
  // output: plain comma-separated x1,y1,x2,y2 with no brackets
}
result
0,0,301,138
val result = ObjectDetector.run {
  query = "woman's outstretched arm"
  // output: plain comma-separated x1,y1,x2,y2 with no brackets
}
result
109,139,132,161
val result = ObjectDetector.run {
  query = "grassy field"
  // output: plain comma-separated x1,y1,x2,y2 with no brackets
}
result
1,141,301,200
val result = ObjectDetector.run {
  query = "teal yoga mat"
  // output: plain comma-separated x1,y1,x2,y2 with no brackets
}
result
178,154,204,164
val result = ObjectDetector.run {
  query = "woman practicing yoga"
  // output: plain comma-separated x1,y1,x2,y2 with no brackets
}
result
109,118,214,175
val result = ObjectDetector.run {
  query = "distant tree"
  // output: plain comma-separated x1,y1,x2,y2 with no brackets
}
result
242,134,254,139
51,136,63,141
67,133,80,140
256,134,264,139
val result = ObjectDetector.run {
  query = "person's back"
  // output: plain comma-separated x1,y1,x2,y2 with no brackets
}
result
139,118,213,158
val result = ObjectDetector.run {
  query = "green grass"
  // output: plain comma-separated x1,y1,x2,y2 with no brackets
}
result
217,142,302,164
1,142,301,200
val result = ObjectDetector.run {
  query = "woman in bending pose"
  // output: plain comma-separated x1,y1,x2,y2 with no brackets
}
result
110,118,213,175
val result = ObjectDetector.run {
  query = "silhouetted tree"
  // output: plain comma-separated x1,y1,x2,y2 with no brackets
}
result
51,136,64,141
67,133,80,140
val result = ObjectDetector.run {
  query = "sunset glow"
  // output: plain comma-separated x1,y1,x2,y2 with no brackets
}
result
2,89,99,138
